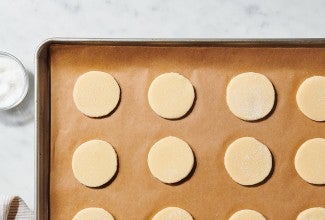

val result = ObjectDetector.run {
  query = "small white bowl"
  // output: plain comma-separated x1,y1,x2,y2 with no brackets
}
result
0,52,29,110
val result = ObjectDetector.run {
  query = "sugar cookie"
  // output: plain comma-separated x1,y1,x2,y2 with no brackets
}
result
148,136,194,184
297,207,325,220
153,207,193,220
73,71,120,117
229,209,266,220
295,138,325,184
148,72,195,119
226,72,275,121
72,140,118,187
224,137,272,185
296,76,325,121
72,207,114,220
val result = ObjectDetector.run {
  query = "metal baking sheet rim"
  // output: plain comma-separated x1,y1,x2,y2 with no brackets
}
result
35,38,325,220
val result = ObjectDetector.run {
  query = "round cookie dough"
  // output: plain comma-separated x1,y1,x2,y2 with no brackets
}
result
229,209,266,220
72,207,114,220
72,140,118,187
148,136,194,184
296,76,325,121
153,207,193,220
295,138,325,184
73,71,120,117
224,137,273,185
148,72,195,119
297,207,325,220
226,72,275,121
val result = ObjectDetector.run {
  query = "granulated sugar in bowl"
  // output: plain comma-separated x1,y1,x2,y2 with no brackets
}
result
0,52,29,110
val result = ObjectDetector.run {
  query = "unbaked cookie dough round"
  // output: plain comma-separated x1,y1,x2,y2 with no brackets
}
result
295,138,325,184
153,207,193,220
296,76,325,121
148,72,195,119
297,207,325,220
148,136,194,184
72,140,118,187
229,209,266,220
226,72,275,121
224,137,273,185
72,207,114,220
73,71,120,117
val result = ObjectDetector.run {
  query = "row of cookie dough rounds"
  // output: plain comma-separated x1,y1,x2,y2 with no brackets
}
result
72,137,325,189
73,71,325,121
71,139,324,219
72,206,325,220
226,137,325,185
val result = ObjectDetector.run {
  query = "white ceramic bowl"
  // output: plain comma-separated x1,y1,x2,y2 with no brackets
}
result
0,52,29,110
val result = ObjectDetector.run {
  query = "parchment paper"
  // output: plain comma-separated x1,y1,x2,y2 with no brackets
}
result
50,44,325,219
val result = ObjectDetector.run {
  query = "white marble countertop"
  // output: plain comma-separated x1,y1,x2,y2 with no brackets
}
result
0,0,324,211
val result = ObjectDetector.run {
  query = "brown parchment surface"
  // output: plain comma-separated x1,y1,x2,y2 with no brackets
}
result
50,44,325,220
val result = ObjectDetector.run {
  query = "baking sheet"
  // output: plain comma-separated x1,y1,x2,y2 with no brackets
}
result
49,44,325,219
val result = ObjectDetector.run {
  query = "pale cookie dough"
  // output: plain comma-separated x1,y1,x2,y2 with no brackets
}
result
73,71,120,117
224,137,273,185
297,207,325,220
148,136,194,184
296,76,325,121
72,140,118,187
295,138,325,184
229,209,266,220
72,207,114,220
226,72,275,121
153,207,193,220
148,72,195,119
